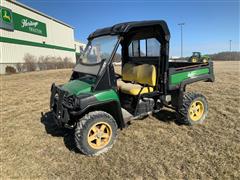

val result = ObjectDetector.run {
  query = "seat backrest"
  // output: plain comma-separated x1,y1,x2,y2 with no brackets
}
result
122,63,156,86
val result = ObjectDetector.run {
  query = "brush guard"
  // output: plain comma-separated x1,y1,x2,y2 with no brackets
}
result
50,83,70,127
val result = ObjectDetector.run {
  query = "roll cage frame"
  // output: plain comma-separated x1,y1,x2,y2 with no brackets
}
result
88,20,171,94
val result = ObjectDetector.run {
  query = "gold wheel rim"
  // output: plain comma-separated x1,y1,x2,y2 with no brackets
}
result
189,100,205,121
203,59,207,63
192,58,197,63
87,122,112,149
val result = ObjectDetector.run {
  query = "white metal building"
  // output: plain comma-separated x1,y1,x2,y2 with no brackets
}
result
0,0,83,74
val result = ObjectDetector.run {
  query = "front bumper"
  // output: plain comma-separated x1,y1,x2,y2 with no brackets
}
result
50,83,70,127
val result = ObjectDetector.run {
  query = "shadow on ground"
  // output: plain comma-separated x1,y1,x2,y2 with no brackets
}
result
40,109,181,153
40,111,81,153
152,109,181,125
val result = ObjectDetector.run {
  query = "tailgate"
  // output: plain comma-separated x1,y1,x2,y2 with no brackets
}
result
168,62,214,90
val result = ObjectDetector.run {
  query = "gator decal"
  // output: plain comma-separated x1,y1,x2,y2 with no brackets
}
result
170,68,209,85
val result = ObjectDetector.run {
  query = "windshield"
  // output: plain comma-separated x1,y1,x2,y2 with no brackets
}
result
81,35,118,64
193,52,200,57
71,36,118,82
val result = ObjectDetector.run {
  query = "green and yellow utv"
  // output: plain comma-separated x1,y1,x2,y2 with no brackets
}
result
50,20,214,156
189,52,210,63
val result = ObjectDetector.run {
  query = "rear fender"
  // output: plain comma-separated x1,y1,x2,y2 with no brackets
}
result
171,73,214,110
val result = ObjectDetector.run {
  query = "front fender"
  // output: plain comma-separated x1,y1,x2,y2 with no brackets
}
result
70,100,125,129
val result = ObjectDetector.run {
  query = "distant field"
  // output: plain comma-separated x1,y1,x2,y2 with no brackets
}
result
1,61,240,179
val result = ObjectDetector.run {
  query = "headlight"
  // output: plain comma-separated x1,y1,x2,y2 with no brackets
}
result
54,93,59,100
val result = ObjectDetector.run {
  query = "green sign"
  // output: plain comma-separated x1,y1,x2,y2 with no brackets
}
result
0,6,47,36
0,6,14,30
13,12,47,37
2,8,12,23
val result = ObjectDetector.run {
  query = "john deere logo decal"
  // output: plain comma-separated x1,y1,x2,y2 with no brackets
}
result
187,71,197,78
2,9,12,23
0,6,14,31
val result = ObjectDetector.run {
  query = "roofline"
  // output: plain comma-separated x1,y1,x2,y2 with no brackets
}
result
74,40,85,44
88,20,170,41
6,0,74,29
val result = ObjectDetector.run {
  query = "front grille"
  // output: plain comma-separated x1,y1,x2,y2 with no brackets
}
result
53,103,57,112
51,84,66,113
63,96,74,108
54,93,59,101
50,83,70,127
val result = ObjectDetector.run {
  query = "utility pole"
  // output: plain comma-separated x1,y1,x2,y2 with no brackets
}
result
229,40,232,52
178,23,185,58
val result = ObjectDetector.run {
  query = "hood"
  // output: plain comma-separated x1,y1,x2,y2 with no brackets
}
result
61,80,92,96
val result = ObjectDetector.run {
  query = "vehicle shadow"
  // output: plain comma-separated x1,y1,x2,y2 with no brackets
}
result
40,109,181,153
40,111,81,153
152,109,182,125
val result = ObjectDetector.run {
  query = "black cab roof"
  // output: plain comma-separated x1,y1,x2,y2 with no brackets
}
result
88,20,170,42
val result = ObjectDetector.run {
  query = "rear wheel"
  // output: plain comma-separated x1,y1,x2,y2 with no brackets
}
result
202,58,208,63
178,92,208,125
75,111,118,156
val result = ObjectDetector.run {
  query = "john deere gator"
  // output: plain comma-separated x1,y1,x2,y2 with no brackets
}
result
49,20,214,156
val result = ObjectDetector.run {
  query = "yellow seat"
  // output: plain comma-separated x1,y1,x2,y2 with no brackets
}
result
117,80,154,95
117,63,157,95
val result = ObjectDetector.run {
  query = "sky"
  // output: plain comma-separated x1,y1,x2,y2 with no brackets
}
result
19,0,239,56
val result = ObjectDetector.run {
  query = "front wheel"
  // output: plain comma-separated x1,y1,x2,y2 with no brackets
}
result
178,92,208,125
75,111,118,156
